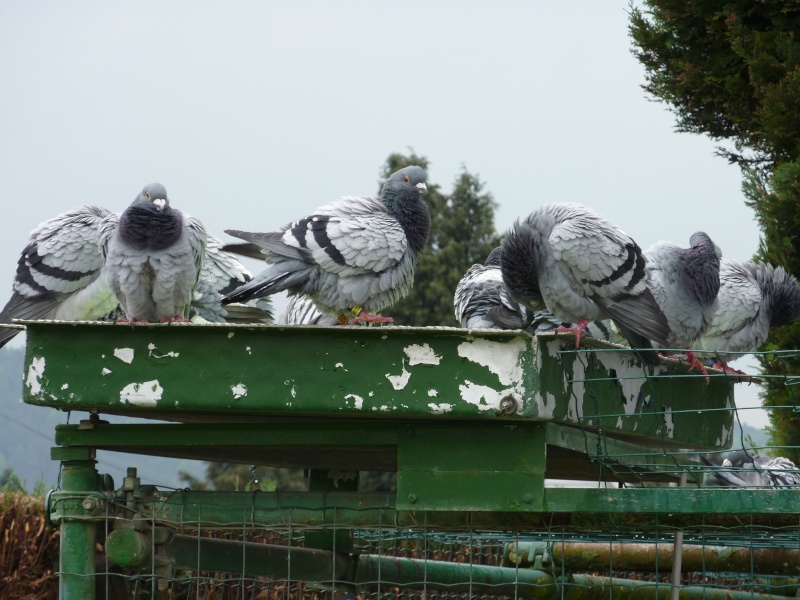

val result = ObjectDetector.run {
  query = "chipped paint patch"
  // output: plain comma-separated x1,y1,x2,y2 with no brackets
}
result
231,383,248,399
120,380,163,406
291,385,297,398
147,343,179,359
428,403,453,414
227,332,235,338
345,393,364,409
537,392,557,419
60,383,69,391
459,380,508,411
457,338,525,386
386,359,411,390
663,406,675,438
545,340,569,394
101,368,112,376
335,362,348,371
404,343,441,366
717,423,732,447
113,348,134,364
427,389,438,397
245,346,251,354
26,357,45,395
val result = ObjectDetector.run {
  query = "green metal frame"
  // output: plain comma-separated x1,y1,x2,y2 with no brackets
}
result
16,321,786,599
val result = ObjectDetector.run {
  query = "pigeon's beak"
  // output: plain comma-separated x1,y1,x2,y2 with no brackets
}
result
153,198,167,211
416,182,428,195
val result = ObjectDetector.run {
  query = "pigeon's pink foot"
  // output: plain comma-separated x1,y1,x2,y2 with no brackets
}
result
347,312,394,325
685,350,710,384
556,319,589,349
160,315,189,323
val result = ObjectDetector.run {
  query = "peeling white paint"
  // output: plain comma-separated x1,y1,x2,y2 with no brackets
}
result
345,393,364,409
147,343,179,359
458,380,509,411
404,343,441,366
428,402,453,414
537,392,556,419
663,406,675,438
227,332,235,338
120,380,163,406
545,340,569,394
427,389,438,397
290,385,297,398
113,347,134,364
231,384,248,399
616,416,623,429
26,357,45,395
717,424,732,447
380,405,389,411
61,383,69,391
245,346,251,354
101,368,112,376
368,391,374,397
457,338,525,386
335,362,348,371
386,359,411,390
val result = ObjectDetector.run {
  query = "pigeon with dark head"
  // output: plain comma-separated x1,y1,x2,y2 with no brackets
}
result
222,166,430,324
500,203,671,365
0,205,118,348
695,260,800,370
645,231,722,377
100,183,207,322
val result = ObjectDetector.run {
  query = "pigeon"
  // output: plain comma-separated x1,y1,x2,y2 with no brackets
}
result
100,183,207,323
190,236,274,323
500,203,671,365
222,166,430,324
644,232,722,376
283,294,339,326
0,205,118,348
703,450,800,488
694,260,800,369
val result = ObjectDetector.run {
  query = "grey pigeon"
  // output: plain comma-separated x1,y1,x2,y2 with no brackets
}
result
694,260,800,367
704,450,800,488
283,294,339,326
222,166,430,324
190,236,274,323
644,232,722,374
0,205,118,348
100,183,207,322
500,203,671,365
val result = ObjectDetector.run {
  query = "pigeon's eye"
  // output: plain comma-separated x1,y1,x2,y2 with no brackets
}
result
145,192,151,199
402,176,410,184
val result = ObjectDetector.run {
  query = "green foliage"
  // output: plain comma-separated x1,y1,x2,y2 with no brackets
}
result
629,1,800,169
631,2,800,459
380,151,501,326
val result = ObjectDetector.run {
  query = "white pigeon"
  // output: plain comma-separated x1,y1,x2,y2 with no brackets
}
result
100,183,207,322
645,232,722,375
222,166,430,325
500,203,671,365
695,259,800,368
0,205,118,348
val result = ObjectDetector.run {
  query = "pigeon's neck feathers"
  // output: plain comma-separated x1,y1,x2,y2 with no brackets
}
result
680,234,721,305
380,188,431,254
766,266,800,327
119,203,183,251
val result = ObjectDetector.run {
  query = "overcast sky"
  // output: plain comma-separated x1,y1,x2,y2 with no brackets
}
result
0,2,767,432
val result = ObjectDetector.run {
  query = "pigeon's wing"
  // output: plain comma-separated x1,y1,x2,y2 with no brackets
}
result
707,265,762,337
202,235,250,296
453,264,485,326
0,205,111,339
231,196,408,277
549,216,670,346
284,294,339,326
98,211,121,262
184,216,208,277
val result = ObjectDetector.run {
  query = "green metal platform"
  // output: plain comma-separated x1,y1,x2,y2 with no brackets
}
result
18,321,793,599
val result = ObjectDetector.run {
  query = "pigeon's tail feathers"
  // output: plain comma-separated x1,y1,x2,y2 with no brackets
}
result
225,230,310,262
221,263,311,306
0,292,63,348
222,302,275,323
595,288,671,348
220,242,270,261
612,322,661,366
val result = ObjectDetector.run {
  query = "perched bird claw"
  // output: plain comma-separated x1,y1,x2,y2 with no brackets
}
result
556,320,589,349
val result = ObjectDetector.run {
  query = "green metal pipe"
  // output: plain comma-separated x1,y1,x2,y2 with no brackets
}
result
565,575,790,600
59,459,99,600
508,542,800,576
105,529,152,568
354,553,557,598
